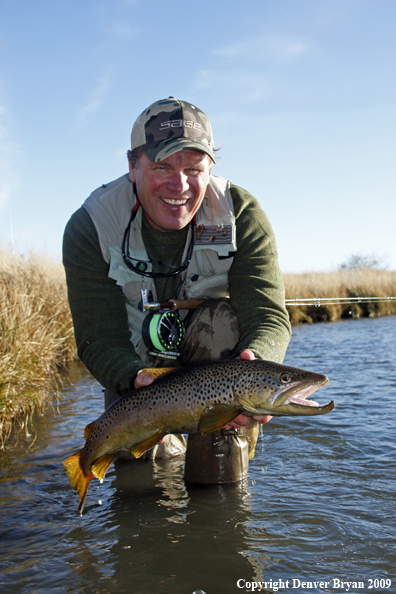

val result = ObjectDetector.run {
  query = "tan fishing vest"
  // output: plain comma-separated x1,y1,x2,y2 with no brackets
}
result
84,172,237,361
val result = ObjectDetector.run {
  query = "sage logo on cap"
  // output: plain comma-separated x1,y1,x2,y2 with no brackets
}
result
131,97,216,163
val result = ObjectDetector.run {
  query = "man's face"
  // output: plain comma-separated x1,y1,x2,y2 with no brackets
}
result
129,149,211,232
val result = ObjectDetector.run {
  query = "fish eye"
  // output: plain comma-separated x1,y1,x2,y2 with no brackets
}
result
280,373,292,384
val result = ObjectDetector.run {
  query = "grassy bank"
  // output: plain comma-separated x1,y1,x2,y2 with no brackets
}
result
0,249,77,445
1,249,395,445
284,269,396,324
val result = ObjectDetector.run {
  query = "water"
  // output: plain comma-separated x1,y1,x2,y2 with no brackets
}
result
0,316,395,594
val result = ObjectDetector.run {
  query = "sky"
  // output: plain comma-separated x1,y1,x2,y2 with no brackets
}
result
0,0,395,273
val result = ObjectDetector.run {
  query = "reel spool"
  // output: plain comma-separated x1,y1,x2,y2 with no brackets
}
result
142,310,185,360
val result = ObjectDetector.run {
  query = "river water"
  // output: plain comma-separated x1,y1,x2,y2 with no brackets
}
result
0,316,395,594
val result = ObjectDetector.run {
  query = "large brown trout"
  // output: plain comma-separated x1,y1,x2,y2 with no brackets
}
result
64,359,333,514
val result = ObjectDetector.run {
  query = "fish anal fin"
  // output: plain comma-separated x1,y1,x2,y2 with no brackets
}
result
139,368,176,380
63,449,93,516
243,418,262,459
91,453,118,482
198,405,241,436
84,421,95,440
130,431,166,458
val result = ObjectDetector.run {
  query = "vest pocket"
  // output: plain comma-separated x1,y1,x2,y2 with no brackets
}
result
185,273,229,299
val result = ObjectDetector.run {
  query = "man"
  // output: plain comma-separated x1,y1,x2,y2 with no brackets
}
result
63,97,291,483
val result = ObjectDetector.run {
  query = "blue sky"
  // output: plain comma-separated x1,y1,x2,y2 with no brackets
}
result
1,0,395,272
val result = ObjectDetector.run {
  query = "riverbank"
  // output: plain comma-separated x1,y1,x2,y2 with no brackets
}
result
0,250,77,445
1,249,395,444
284,269,396,324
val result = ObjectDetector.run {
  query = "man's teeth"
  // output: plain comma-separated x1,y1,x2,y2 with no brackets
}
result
161,197,188,205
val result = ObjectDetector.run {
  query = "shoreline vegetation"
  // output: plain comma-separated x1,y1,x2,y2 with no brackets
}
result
1,249,396,445
0,250,76,446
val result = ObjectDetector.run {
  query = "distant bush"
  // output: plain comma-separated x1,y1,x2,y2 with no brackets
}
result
338,253,388,270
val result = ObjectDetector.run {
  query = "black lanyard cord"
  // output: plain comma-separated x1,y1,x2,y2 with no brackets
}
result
121,201,195,279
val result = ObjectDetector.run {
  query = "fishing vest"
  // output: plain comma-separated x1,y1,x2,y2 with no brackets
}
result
83,172,237,361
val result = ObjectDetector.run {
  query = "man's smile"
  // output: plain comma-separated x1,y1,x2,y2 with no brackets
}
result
160,197,189,206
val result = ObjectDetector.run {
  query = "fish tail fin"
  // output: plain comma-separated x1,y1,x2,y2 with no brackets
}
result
63,450,93,516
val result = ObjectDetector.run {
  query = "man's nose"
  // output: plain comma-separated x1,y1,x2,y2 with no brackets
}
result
167,171,189,193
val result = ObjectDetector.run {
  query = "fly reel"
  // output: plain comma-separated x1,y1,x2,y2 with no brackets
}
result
142,310,185,360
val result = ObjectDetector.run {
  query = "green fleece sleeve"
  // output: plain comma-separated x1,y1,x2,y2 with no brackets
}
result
62,207,146,395
229,185,291,362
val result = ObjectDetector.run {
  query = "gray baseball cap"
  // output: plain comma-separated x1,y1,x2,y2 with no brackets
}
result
131,97,216,163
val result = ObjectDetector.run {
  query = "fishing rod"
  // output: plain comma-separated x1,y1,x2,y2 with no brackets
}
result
284,296,396,307
142,296,395,359
144,296,396,311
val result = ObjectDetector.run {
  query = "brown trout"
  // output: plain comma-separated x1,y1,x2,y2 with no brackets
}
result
64,359,333,514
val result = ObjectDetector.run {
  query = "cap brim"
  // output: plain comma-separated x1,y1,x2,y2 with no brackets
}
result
142,138,216,164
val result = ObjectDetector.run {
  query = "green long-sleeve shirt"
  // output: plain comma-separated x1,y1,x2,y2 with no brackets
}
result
62,183,291,395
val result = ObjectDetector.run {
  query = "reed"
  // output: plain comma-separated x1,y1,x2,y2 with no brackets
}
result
283,269,396,324
0,248,77,445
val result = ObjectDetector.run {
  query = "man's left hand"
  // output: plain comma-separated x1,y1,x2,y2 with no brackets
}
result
223,349,273,429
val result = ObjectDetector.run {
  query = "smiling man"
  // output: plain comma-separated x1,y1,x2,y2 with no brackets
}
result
63,97,291,484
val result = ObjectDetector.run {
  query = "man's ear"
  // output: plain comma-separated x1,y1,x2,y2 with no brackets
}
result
128,160,136,183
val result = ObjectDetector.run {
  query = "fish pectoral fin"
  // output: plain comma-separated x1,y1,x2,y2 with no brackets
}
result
63,449,93,516
243,418,262,460
139,368,176,380
198,405,241,436
84,421,95,440
234,394,262,415
130,432,166,459
91,453,118,482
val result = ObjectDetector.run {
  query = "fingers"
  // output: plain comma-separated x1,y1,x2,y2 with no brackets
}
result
223,413,273,430
253,414,273,424
134,372,155,390
223,413,249,430
237,349,256,361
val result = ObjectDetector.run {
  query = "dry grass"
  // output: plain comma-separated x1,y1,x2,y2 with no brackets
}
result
0,248,77,445
283,269,396,324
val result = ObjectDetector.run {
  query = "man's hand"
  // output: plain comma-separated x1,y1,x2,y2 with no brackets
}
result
134,371,155,390
223,349,273,429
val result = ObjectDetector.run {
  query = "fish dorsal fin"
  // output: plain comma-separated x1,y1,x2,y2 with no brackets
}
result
198,405,241,436
91,453,117,482
84,421,95,440
243,418,262,460
130,431,166,459
139,368,176,380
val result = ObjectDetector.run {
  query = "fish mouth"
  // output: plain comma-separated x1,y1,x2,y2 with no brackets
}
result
274,376,333,412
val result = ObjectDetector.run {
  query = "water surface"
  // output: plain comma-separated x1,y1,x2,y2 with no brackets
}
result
0,316,395,594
